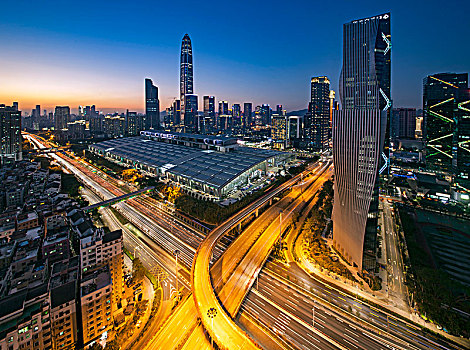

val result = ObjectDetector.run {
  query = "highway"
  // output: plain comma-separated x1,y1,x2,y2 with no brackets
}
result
249,261,464,350
145,162,329,349
382,198,408,309
26,133,464,350
191,162,332,349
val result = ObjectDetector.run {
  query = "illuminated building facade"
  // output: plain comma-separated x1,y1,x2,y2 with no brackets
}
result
244,103,252,127
332,13,391,271
0,104,22,164
304,76,330,152
180,34,194,128
423,73,470,186
203,96,216,130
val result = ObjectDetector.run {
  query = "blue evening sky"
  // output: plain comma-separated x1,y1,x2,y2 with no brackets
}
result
1,0,469,112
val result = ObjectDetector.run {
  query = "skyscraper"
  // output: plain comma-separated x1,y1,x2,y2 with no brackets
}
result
184,94,199,130
391,108,416,140
54,106,70,131
203,96,216,129
304,76,330,152
173,99,181,126
218,101,229,115
0,104,22,164
232,103,241,126
332,13,391,271
423,73,469,184
145,78,160,129
260,104,271,125
243,103,252,127
180,34,194,128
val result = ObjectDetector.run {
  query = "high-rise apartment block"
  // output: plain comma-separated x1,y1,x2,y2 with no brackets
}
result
54,106,70,131
332,13,391,271
0,104,22,164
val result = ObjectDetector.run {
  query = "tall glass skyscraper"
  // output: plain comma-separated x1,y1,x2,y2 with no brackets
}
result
332,13,391,271
145,78,160,129
304,76,330,152
180,34,194,128
423,73,469,184
243,103,252,128
203,96,216,131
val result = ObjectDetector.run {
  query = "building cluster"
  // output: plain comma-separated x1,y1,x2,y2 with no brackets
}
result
0,161,124,349
331,13,470,276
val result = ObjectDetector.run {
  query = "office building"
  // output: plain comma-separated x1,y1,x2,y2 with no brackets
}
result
391,108,417,141
218,115,232,131
180,34,194,128
173,99,181,126
232,103,241,126
423,73,470,184
332,13,391,271
54,106,70,131
287,116,303,148
260,104,271,125
244,103,253,127
203,96,216,129
218,101,229,116
304,76,330,152
145,78,160,130
184,94,199,130
0,104,22,164
272,114,287,148
276,105,282,115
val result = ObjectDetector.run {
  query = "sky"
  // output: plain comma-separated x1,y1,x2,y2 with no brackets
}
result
1,0,469,114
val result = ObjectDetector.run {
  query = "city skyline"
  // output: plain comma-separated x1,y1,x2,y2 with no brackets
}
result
1,0,469,113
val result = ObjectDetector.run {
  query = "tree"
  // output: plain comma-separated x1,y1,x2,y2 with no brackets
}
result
104,339,120,350
89,343,103,350
122,169,142,184
132,257,145,282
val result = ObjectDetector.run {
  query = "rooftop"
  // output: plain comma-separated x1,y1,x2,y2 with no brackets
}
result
91,136,287,190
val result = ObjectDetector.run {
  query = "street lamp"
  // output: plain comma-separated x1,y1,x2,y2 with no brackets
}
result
207,307,217,348
174,249,180,301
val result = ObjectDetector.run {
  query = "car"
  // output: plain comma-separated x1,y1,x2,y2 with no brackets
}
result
134,288,142,295
436,325,443,330
136,320,142,328
133,283,142,290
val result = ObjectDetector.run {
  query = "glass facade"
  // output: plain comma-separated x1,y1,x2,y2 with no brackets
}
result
423,73,469,186
304,76,330,152
180,34,194,128
333,13,391,271
145,78,160,129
